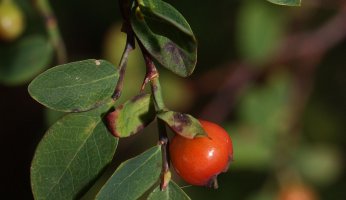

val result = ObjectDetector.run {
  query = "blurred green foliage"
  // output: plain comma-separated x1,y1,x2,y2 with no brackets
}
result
236,0,286,65
0,0,52,85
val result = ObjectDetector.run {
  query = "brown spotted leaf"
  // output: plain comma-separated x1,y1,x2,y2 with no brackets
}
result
157,111,207,138
130,3,197,77
107,93,156,137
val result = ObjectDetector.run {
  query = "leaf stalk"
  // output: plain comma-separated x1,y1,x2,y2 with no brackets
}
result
112,30,135,100
139,40,171,190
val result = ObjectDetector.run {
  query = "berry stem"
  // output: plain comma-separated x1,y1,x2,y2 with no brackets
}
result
33,0,67,64
138,40,171,190
207,175,219,189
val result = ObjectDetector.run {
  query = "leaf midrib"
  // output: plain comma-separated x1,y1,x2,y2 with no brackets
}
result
43,115,101,199
97,147,160,198
39,73,117,90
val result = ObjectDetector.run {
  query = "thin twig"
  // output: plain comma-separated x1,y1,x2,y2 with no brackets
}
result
273,5,346,65
33,0,67,64
112,30,135,100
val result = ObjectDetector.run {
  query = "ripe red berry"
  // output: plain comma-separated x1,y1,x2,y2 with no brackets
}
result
169,119,233,187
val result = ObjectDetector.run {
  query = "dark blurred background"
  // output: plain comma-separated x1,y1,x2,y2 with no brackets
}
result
1,0,345,199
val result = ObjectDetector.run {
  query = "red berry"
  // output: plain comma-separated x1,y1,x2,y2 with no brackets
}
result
169,119,233,187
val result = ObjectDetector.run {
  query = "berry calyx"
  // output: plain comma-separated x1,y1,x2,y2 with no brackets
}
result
0,1,25,42
169,119,233,187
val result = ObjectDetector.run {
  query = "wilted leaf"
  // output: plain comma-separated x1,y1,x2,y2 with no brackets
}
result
96,146,162,200
147,181,191,200
28,59,119,112
0,35,53,85
157,111,207,138
31,101,118,200
107,93,156,137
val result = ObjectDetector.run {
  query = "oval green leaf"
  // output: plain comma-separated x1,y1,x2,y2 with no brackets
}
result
96,145,162,200
28,59,119,112
138,0,195,38
0,35,53,85
266,0,301,6
147,181,191,200
31,102,118,200
107,93,156,137
157,111,207,139
131,6,197,77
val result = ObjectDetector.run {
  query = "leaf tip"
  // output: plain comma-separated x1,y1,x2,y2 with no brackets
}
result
195,131,208,138
160,170,172,191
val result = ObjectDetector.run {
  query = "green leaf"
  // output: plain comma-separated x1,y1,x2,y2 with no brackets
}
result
96,145,162,200
107,93,156,137
28,59,119,112
131,4,197,77
0,35,53,85
266,0,301,6
138,0,195,38
31,101,118,200
147,181,191,200
157,111,207,139
237,0,285,65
